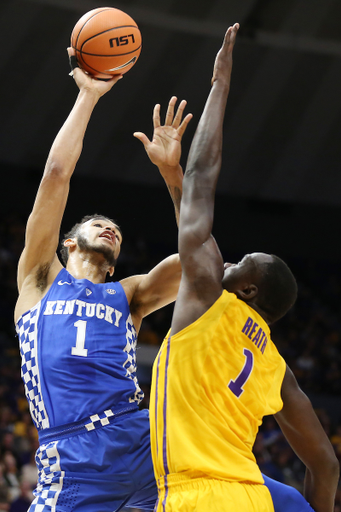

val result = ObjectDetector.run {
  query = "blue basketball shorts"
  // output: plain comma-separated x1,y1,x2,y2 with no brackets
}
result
29,408,157,512
263,474,315,512
28,406,313,512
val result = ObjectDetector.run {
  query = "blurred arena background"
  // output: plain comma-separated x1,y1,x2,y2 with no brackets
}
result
1,0,341,510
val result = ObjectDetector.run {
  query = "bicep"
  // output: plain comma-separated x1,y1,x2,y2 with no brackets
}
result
22,168,69,281
129,254,182,319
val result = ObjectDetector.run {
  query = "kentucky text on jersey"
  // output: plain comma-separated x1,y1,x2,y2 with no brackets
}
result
242,316,268,354
43,300,123,326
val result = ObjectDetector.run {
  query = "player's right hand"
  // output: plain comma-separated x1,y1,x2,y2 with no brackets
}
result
133,96,192,170
67,47,123,97
211,23,239,86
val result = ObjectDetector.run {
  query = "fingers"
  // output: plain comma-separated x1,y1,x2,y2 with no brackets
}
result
152,96,191,134
67,47,78,77
153,103,161,129
164,96,177,126
164,96,190,130
178,112,193,138
108,74,123,86
223,22,239,48
133,132,151,147
173,99,187,129
67,47,75,57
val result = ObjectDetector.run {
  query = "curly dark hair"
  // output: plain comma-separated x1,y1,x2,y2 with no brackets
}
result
59,214,122,266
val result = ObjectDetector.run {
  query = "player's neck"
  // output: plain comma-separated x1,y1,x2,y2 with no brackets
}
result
66,252,114,283
247,301,271,326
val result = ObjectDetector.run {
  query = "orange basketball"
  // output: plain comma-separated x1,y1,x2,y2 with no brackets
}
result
71,7,142,79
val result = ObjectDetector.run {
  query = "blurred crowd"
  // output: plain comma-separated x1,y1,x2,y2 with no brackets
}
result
0,213,340,511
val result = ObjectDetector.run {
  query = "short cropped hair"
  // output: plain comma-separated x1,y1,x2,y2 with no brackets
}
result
256,255,297,324
60,214,121,266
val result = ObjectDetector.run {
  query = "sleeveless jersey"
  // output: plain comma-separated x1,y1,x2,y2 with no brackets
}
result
16,268,143,431
150,290,286,485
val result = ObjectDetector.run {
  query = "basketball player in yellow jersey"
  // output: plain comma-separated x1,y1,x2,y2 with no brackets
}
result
149,24,339,512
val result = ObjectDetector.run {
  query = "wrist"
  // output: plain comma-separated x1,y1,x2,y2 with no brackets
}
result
78,88,101,106
158,163,183,184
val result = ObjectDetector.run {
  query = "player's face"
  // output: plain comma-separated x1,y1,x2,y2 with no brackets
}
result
222,253,272,292
222,254,254,292
76,218,122,266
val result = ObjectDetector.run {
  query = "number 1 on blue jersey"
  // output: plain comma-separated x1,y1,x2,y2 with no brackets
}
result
71,320,88,357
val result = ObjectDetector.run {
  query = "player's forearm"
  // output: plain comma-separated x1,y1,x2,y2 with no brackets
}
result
304,461,339,512
158,163,183,226
45,89,100,179
181,80,229,243
185,80,229,189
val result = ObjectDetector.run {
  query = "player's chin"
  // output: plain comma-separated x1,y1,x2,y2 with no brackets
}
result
222,272,234,292
98,238,115,249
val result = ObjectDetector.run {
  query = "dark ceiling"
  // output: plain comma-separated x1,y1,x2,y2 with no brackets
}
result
2,0,341,207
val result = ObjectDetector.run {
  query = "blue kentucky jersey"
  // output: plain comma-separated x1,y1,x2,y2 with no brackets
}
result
16,268,143,431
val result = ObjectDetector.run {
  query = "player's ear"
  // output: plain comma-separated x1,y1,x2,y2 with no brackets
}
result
236,284,258,301
63,238,76,248
108,266,115,277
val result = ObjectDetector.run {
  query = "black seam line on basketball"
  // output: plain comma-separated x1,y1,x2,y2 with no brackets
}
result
76,44,142,58
74,8,113,49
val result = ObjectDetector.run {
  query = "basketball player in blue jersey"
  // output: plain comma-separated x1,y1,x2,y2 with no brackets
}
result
147,24,339,512
14,49,192,512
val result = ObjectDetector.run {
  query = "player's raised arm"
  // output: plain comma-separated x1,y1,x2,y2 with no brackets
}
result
17,51,122,294
171,24,239,335
274,366,339,512
134,96,192,225
124,98,192,329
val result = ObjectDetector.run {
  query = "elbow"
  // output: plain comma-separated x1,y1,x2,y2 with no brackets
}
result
322,452,340,489
309,445,340,482
328,451,340,481
169,254,182,284
43,159,74,182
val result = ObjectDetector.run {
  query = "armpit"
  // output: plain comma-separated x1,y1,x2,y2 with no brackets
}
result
35,263,51,292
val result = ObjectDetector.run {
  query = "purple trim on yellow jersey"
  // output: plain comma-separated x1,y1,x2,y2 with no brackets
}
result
155,344,164,459
162,475,169,512
160,336,172,511
162,336,171,476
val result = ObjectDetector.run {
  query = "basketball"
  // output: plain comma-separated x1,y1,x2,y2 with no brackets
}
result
71,7,142,79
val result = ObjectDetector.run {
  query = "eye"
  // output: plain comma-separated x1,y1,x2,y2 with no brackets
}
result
94,223,102,228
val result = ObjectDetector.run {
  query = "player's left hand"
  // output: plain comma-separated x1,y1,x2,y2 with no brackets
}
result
133,96,193,170
67,47,122,98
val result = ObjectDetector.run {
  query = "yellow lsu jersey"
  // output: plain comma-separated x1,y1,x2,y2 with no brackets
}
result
150,290,286,486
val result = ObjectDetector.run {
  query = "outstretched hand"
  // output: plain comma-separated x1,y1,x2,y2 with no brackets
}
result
67,47,122,98
211,23,239,86
134,96,193,170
